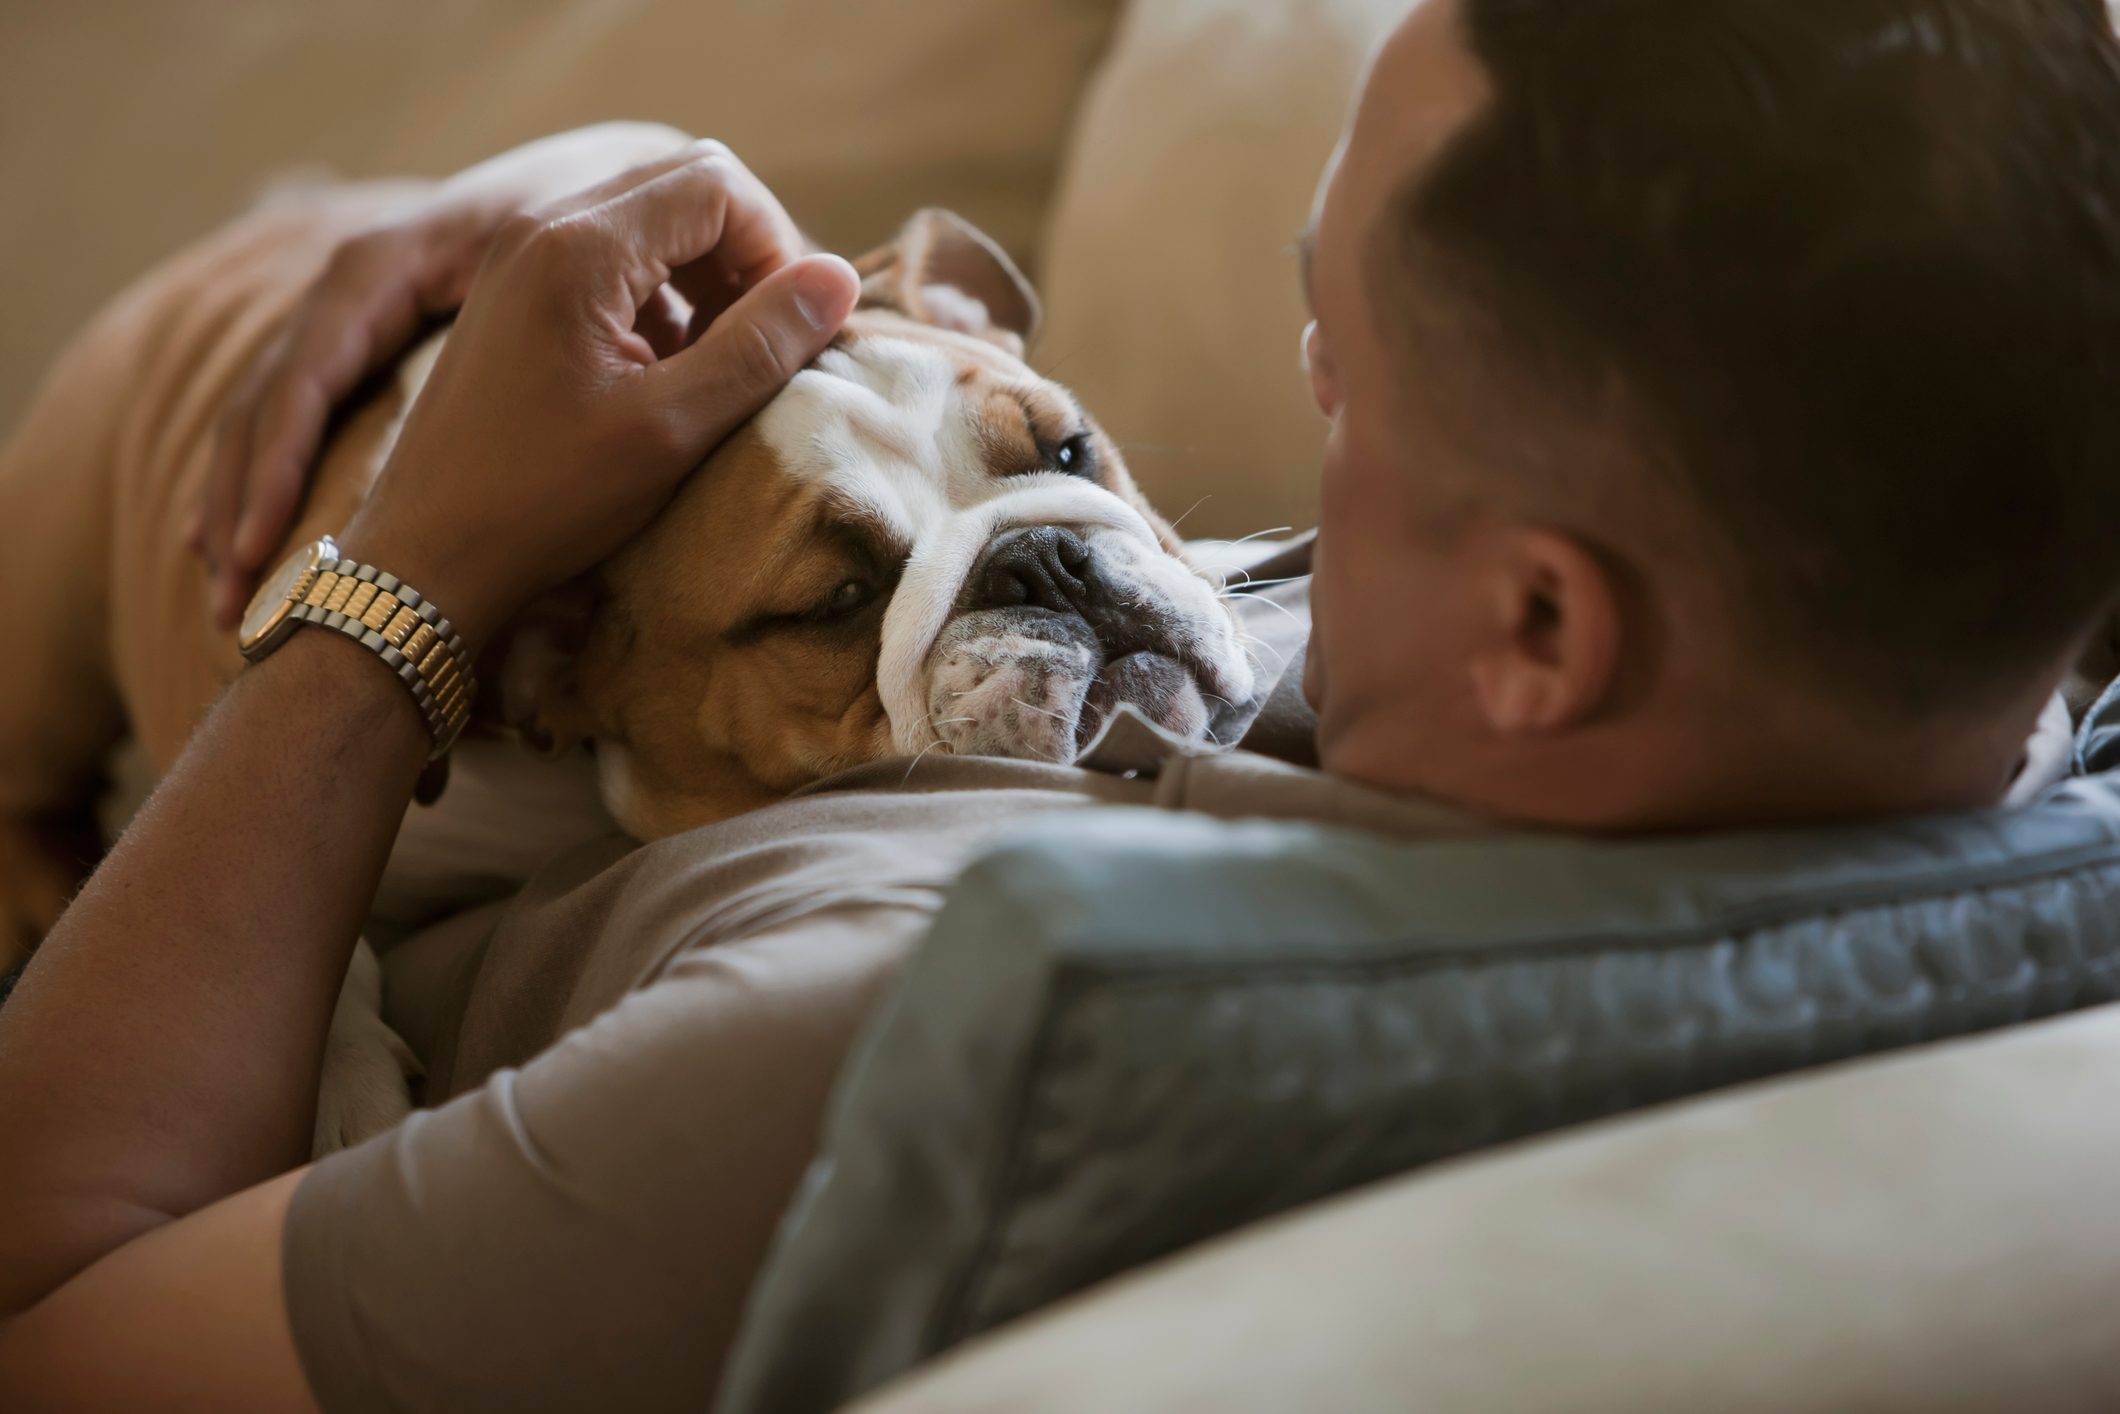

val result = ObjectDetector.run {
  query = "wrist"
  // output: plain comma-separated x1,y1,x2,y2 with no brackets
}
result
265,625,434,762
248,533,480,760
336,513,511,655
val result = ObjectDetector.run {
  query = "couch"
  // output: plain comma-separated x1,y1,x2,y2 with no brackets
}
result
847,1002,2120,1412
711,712,2120,1411
1,0,1409,541
11,4,2120,1410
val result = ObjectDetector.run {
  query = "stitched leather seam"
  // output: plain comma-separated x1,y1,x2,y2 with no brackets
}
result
1060,850,2120,985
1056,948,2120,1069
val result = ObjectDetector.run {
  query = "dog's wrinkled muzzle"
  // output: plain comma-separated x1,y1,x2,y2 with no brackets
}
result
916,523,1246,763
875,481,1256,762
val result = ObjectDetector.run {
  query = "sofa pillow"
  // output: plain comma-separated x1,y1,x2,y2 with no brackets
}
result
844,1002,2120,1414
0,0,1122,436
716,754,2120,1412
1031,0,1407,539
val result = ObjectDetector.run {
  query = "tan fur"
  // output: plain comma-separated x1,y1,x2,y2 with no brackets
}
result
0,190,409,971
560,421,901,838
0,193,1185,967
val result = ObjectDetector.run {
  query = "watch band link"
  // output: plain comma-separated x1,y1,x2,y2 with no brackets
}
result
292,560,474,759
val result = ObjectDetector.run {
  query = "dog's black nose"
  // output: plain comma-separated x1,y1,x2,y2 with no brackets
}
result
967,526,1096,616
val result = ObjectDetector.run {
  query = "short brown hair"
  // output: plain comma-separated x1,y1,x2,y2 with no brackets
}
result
1384,0,2120,712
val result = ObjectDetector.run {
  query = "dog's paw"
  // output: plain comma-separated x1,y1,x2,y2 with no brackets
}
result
313,986,423,1157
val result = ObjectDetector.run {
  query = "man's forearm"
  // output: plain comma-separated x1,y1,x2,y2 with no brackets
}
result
0,632,426,1315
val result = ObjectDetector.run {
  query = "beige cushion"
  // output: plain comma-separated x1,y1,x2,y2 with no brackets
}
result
0,0,1121,436
1033,0,1407,539
854,1003,2120,1414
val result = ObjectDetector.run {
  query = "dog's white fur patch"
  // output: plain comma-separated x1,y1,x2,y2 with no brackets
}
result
754,337,1254,759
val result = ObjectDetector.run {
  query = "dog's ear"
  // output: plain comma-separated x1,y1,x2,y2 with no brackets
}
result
475,577,603,757
853,209,1042,356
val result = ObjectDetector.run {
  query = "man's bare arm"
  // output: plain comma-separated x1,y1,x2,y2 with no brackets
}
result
0,139,861,1407
0,631,425,1315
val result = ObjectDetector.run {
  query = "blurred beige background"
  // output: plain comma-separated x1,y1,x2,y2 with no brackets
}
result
0,0,1404,538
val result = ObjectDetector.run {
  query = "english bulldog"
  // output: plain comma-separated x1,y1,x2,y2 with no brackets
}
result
536,208,1255,836
0,189,1257,1148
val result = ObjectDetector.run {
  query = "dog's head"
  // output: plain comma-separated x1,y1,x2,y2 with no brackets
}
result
493,210,1255,838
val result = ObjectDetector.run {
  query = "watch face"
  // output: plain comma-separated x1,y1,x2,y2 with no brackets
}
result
239,537,336,655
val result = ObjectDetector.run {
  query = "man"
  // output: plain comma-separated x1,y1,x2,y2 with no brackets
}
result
4,0,2118,1408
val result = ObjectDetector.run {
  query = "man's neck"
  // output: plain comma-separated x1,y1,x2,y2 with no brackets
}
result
1324,685,2059,837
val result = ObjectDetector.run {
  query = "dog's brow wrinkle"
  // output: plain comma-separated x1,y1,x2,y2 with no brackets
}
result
847,408,927,469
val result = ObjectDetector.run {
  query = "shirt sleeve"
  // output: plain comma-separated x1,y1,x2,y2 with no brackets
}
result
282,904,918,1414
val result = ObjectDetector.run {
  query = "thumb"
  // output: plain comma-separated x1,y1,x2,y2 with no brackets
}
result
644,253,861,450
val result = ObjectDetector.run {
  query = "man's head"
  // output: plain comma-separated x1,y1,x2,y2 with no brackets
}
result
1303,0,2120,828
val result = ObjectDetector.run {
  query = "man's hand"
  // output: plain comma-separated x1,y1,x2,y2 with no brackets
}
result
188,186,484,627
186,122,783,628
330,142,860,649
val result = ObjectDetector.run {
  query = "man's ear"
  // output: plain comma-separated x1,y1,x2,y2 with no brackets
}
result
475,577,604,756
852,209,1042,356
1467,528,1624,736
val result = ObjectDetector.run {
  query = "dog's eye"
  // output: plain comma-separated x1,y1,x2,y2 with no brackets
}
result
1053,433,1097,479
728,571,892,644
821,579,874,617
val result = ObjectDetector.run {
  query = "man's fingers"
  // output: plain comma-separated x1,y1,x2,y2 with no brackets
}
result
230,328,372,570
193,232,430,623
201,401,257,626
644,254,860,454
664,156,807,302
230,248,442,573
201,395,255,569
230,378,330,564
580,152,807,312
633,284,694,361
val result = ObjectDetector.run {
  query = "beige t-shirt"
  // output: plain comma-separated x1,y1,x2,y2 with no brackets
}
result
285,753,1473,1414
282,554,1467,1413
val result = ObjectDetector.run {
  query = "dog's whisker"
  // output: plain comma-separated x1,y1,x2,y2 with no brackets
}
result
1230,594,1305,628
1166,494,1214,536
1214,525,1296,551
1010,696,1070,723
1218,576,1304,595
1035,340,1090,382
900,739,950,786
1236,635,1291,672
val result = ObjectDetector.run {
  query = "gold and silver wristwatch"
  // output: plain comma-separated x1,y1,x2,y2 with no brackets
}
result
238,535,475,760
